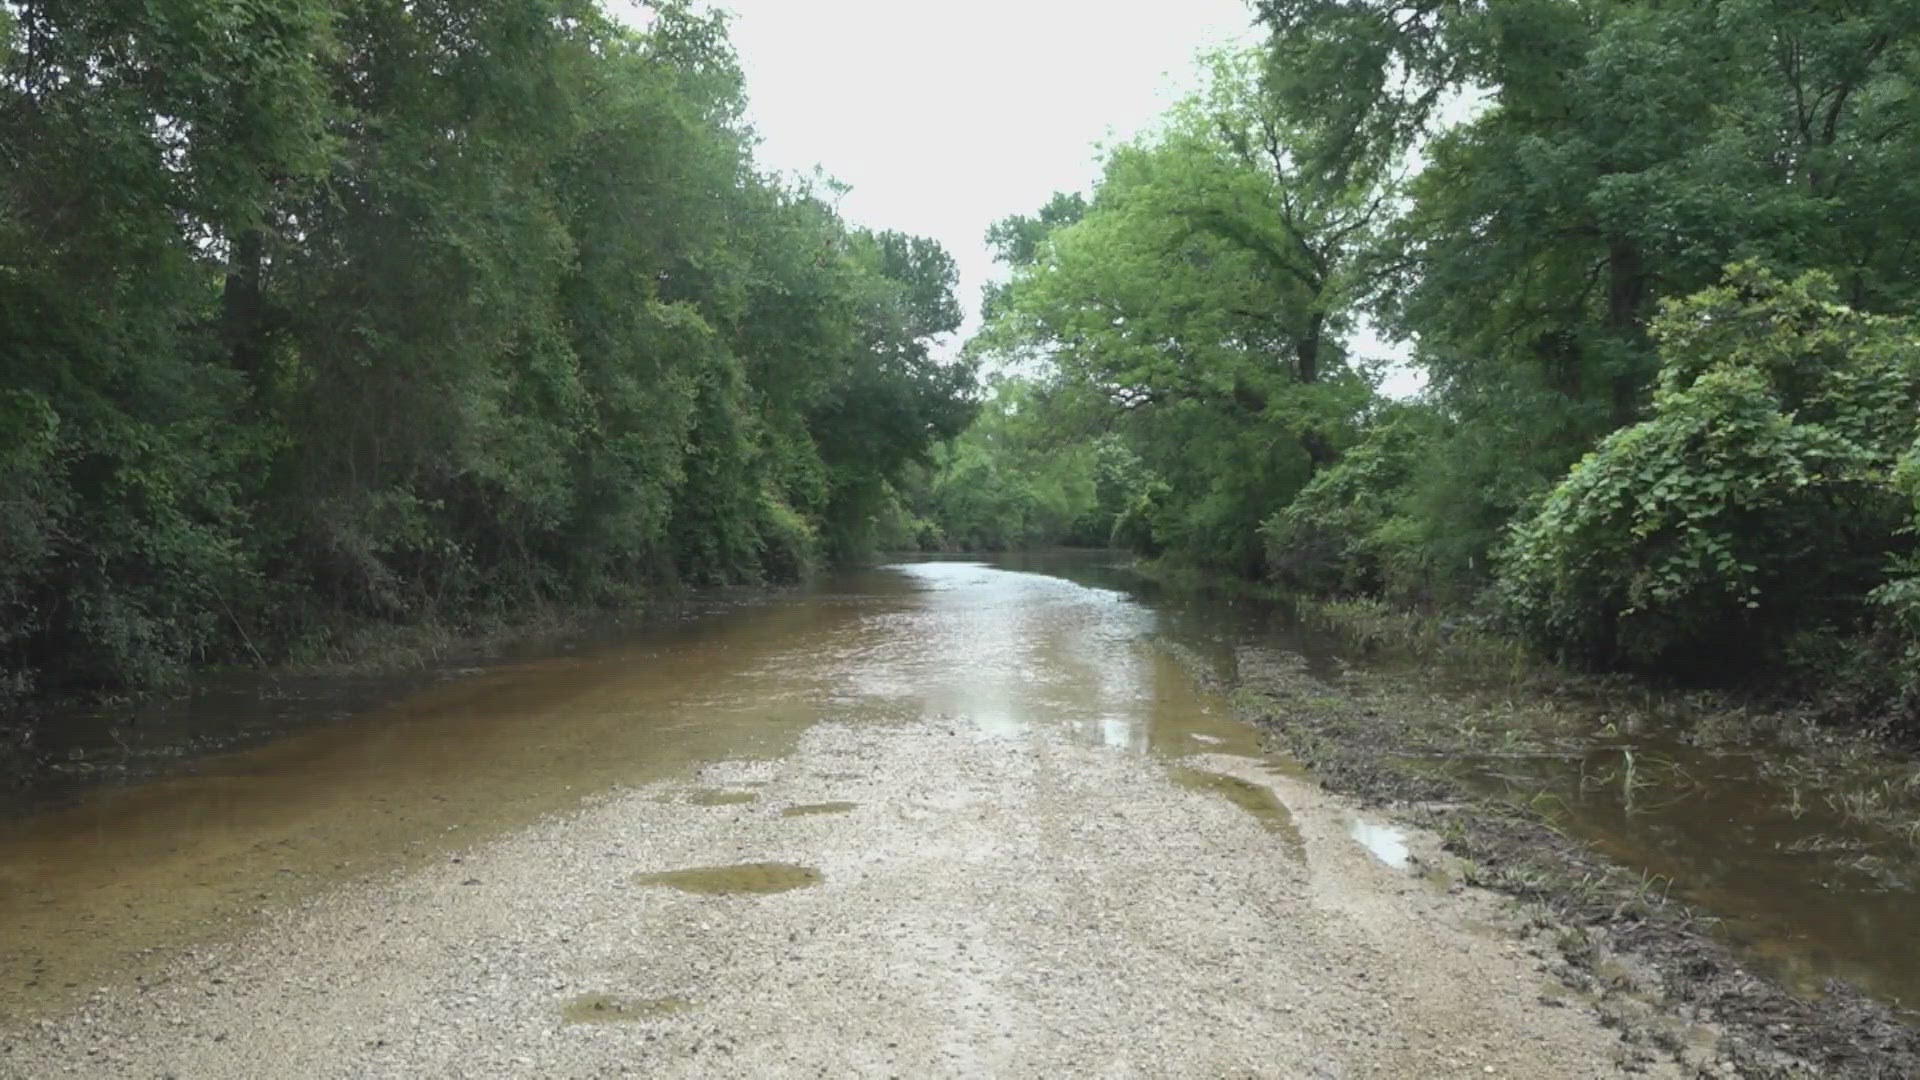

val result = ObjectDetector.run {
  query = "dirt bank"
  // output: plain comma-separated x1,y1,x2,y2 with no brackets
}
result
1,717,1718,1078
1221,643,1920,1079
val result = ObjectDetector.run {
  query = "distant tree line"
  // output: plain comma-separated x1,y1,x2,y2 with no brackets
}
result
0,0,973,701
924,0,1920,728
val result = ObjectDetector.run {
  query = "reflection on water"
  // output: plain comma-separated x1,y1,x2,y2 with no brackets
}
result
1457,740,1920,1012
1349,818,1411,870
885,561,1266,758
1001,552,1920,1015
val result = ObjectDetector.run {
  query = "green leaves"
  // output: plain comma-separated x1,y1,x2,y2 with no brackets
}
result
0,0,974,695
1498,268,1920,669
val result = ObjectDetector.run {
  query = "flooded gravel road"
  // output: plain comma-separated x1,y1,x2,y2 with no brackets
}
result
0,560,1713,1076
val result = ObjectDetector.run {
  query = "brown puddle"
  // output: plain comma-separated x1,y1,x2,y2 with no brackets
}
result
782,802,858,817
686,789,758,807
561,993,692,1024
1170,767,1304,852
631,862,823,896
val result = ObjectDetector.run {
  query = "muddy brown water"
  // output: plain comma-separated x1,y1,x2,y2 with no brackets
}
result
2,553,1916,1024
0,557,1269,1021
1456,739,1920,1013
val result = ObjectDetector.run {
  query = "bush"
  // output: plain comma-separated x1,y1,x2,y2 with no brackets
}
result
756,490,820,582
1261,405,1439,597
1498,266,1920,672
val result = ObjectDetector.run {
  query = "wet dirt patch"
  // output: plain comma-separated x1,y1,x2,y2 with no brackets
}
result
1169,766,1303,852
561,993,692,1024
631,862,823,895
1224,642,1920,1077
781,801,857,818
685,789,758,807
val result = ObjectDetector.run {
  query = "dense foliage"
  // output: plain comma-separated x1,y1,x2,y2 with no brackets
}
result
937,51,1379,573
932,0,1920,723
0,1,972,700
11,0,1920,726
1500,266,1920,672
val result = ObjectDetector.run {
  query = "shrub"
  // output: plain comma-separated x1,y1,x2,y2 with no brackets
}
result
1498,265,1920,672
1261,405,1439,597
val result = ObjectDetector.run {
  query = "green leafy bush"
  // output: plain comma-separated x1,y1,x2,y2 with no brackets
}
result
1261,405,1440,597
1498,266,1920,671
0,2,975,699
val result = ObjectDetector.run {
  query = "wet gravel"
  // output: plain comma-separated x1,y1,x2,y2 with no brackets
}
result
0,718,1711,1077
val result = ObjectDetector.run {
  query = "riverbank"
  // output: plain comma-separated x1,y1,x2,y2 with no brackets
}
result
1206,636,1920,1077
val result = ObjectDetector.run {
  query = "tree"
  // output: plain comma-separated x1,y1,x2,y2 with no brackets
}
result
1255,0,1920,588
970,51,1383,572
0,0,977,700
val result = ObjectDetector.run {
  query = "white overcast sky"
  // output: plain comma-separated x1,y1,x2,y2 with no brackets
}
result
717,0,1260,338
620,0,1422,393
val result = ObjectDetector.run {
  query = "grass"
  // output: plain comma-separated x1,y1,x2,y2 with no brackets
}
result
1303,595,1536,679
1191,585,1920,1073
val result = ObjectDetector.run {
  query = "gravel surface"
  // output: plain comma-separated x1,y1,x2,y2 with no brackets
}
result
0,718,1712,1078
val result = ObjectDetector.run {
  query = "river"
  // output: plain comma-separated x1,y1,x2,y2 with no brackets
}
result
0,553,1913,1028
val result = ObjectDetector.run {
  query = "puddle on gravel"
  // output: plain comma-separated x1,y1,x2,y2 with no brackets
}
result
1350,818,1411,869
561,993,692,1024
1171,767,1304,851
632,862,823,895
782,801,858,817
686,789,758,807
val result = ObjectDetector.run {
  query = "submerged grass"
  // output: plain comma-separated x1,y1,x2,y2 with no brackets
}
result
1225,645,1920,1076
1280,589,1920,857
1125,562,1920,1076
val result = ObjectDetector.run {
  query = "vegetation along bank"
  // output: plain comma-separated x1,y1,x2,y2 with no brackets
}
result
899,0,1920,743
0,1,975,727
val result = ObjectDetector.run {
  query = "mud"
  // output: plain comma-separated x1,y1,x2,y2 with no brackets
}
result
1226,642,1920,1078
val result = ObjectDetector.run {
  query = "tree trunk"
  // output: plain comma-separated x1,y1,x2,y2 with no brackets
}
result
1606,238,1648,425
221,230,266,375
1294,309,1325,384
